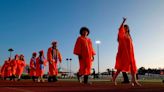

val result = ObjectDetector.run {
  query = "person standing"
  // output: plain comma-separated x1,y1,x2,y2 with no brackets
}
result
36,50,47,82
47,41,62,82
1,57,12,80
10,54,19,81
16,54,26,81
91,68,96,79
74,27,96,84
30,52,37,82
113,18,141,86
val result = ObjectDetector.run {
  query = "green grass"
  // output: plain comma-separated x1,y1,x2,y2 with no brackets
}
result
139,79,163,83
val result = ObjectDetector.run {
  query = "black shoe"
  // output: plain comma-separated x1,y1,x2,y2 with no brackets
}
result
77,72,80,81
17,79,21,81
84,75,88,84
77,73,82,83
53,79,58,82
48,76,52,82
10,76,12,81
162,80,164,83
12,75,16,81
52,76,58,82
32,76,36,82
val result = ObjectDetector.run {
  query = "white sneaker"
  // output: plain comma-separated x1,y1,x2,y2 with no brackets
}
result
41,79,45,82
38,79,40,82
79,77,83,83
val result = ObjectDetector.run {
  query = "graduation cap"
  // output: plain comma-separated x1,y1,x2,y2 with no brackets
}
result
52,41,57,44
32,52,37,56
39,50,44,54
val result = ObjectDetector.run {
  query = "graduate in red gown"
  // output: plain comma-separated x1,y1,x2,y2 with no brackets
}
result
47,41,62,82
10,54,19,81
112,18,141,86
74,27,96,84
1,60,8,79
16,54,26,81
1,57,12,80
30,52,37,82
1,59,8,79
36,50,47,82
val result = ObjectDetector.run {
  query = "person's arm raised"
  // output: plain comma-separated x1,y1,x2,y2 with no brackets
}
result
119,17,126,29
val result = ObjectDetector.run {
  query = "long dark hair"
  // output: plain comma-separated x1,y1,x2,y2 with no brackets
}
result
124,25,130,33
117,24,131,42
124,24,131,39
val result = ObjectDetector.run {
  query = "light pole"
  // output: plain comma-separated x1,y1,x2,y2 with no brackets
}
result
66,58,72,78
8,48,14,58
95,40,101,77
70,58,72,77
66,58,69,77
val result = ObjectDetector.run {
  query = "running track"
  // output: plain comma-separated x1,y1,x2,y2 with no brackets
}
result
0,79,164,92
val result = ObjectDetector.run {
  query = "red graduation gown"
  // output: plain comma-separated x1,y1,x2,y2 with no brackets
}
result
115,25,137,74
74,36,96,75
47,47,62,76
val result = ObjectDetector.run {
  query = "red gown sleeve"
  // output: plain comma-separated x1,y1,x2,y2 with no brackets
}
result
58,51,62,63
73,37,81,55
30,59,35,69
88,38,96,56
118,25,125,39
47,48,53,62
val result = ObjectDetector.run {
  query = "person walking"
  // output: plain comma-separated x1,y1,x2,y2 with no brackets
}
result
113,18,141,86
74,27,96,84
47,41,62,82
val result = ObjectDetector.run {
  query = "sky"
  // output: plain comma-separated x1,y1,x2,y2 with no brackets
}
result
0,0,164,73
